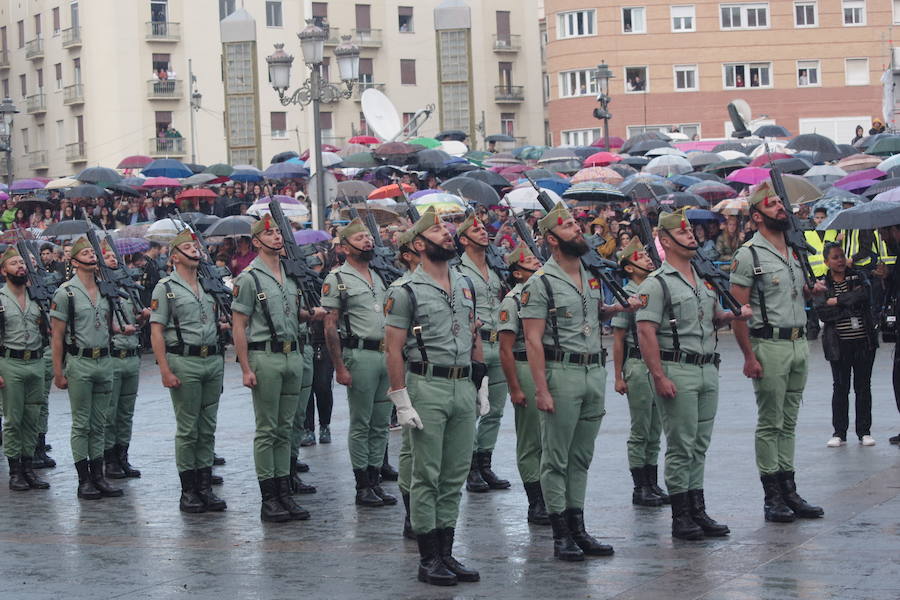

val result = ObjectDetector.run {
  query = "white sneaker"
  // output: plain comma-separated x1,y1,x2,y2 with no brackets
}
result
826,436,845,447
860,435,876,446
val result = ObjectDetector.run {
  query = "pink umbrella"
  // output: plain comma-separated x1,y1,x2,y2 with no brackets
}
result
498,165,530,182
835,178,881,192
726,167,770,185
141,176,182,188
583,152,622,167
590,136,624,149
570,166,623,185
834,168,886,186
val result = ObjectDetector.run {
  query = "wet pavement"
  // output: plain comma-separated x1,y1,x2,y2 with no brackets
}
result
2,334,898,599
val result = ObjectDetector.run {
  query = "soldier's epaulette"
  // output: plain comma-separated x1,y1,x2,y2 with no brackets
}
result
534,269,545,276
158,276,172,284
646,269,662,279
741,240,754,247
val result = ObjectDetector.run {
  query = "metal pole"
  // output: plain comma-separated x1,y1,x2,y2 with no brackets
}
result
310,67,326,230
5,147,11,188
604,114,610,152
188,58,197,165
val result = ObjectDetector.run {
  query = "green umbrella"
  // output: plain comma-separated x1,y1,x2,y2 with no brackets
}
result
515,145,549,161
866,135,900,156
341,152,379,168
464,150,491,167
408,136,441,149
203,163,234,177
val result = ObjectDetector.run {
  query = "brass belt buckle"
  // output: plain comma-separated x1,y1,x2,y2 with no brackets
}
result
119,350,126,359
490,330,498,343
790,327,800,340
378,339,385,352
283,341,292,353
448,366,463,378
200,345,209,358
91,347,101,359
23,350,31,360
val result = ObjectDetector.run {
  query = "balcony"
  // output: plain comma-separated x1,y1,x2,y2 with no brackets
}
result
321,135,346,147
323,26,340,46
494,85,524,103
28,151,48,170
63,83,85,105
0,50,8,70
146,21,181,41
149,136,186,157
66,141,87,163
26,93,47,114
147,79,183,99
25,38,44,60
352,81,384,101
61,27,82,48
351,28,382,47
493,34,521,53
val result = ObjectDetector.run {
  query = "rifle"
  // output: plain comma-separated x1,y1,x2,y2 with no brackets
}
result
172,210,233,323
461,205,511,292
14,231,57,318
98,221,145,310
629,202,662,268
524,175,630,306
265,199,324,310
80,208,129,328
502,197,545,263
338,193,403,286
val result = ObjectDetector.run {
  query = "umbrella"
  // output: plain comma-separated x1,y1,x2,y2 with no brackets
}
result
865,135,900,156
619,156,650,168
686,181,738,202
204,215,256,238
684,209,722,223
303,151,344,169
264,162,310,180
873,187,900,203
609,164,638,178
141,158,193,179
834,169,886,187
754,125,792,138
441,177,501,206
338,143,370,158
44,177,81,189
561,181,626,204
183,173,219,186
687,152,723,168
121,177,146,186
461,169,511,190
748,152,794,168
818,201,900,230
805,164,847,178
341,152,380,168
726,167,770,185
230,167,264,182
836,178,882,192
627,139,673,155
876,154,900,172
117,155,153,169
247,196,310,220
770,157,812,174
178,213,220,232
590,136,625,149
712,197,750,216
644,155,692,176
513,146,548,161
374,142,423,158
142,176,182,189
506,186,564,210
621,132,670,153
410,189,440,200
483,152,522,167
532,177,571,197
620,173,675,199
645,147,687,158
348,135,380,145
338,204,399,226
114,237,151,255
837,154,882,172
862,178,900,198
817,186,866,207
763,174,822,204
717,150,752,161
294,229,332,245
145,218,189,242
538,147,579,162
485,134,515,143
711,141,751,154
106,183,141,197
669,174,704,189
570,167,623,185
657,192,709,209
270,151,299,164
177,188,217,201
704,159,749,175
63,184,109,199
522,168,565,181
41,220,101,239
76,167,122,186
440,140,468,157
368,183,416,200
534,159,581,174
435,130,468,142
809,197,844,217
583,152,622,167
414,148,453,171
336,180,377,202
204,163,234,177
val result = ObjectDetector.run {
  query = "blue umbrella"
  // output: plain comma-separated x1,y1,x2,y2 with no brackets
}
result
669,174,703,189
263,162,310,180
685,209,723,223
230,168,264,183
142,158,193,179
534,177,570,196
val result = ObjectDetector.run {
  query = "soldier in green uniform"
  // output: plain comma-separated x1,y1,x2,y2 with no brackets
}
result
611,238,667,507
456,214,510,492
496,241,550,524
289,315,316,495
51,236,124,500
730,181,827,523
520,202,638,561
636,210,752,540
232,215,324,523
384,206,485,586
0,247,50,491
149,229,227,513
322,218,396,508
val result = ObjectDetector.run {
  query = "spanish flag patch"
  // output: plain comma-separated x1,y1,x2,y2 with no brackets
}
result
151,299,159,311
588,278,600,290
704,281,714,291
322,283,330,295
521,291,530,306
499,310,509,322
639,294,649,308
232,285,240,298
384,297,394,315
462,287,473,300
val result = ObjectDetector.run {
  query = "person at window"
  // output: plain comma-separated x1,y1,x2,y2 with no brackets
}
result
750,73,760,87
851,125,865,145
798,70,808,86
632,75,644,91
735,74,745,88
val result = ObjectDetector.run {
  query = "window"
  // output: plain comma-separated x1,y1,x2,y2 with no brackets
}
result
1,27,6,52
797,60,819,87
845,58,869,85
52,7,60,34
895,0,900,24
311,2,328,28
17,21,24,48
402,112,415,126
355,4,371,32
270,112,287,138
152,53,171,74
73,57,81,84
36,68,43,91
543,73,550,103
842,0,865,25
794,1,817,26
56,120,64,148
71,1,79,28
498,62,513,88
721,3,768,29
265,1,283,27
55,63,62,89
674,64,698,91
358,58,373,85
319,111,333,136
19,74,26,97
400,59,416,85
622,7,646,33
496,11,511,45
1,80,8,98
671,5,695,31
625,66,648,93
561,128,601,147
558,69,596,97
34,14,41,37
20,128,28,154
500,112,515,137
557,10,595,38
724,62,771,88
398,6,413,32
219,0,236,20
150,0,167,23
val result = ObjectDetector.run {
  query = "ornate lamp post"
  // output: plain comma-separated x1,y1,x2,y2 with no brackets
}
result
592,62,614,151
0,98,19,186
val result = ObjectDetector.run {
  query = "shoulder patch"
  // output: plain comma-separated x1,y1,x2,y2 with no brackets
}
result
639,294,649,307
232,284,240,298
322,283,330,295
704,281,714,291
731,258,739,271
588,278,600,290
462,287,473,300
384,296,394,315
521,291,530,306
499,310,509,322
150,298,159,311
51,301,57,311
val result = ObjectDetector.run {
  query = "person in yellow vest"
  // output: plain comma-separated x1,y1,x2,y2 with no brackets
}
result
805,207,838,340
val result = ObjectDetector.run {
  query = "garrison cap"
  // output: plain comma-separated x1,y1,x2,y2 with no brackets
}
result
457,213,480,236
505,241,535,268
748,180,777,207
0,246,19,267
397,227,417,249
408,205,442,238
251,213,279,237
71,236,92,258
617,236,646,266
537,201,573,235
169,228,197,250
339,217,367,241
658,208,691,232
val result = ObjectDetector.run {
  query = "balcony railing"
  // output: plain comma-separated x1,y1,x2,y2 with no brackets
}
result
62,27,82,48
26,93,47,114
25,38,44,60
28,151,48,170
352,81,385,101
146,21,181,41
351,28,382,47
321,135,346,147
0,49,9,69
66,141,87,162
147,79,183,99
63,83,85,105
322,26,340,45
149,136,186,156
493,34,521,53
494,85,524,103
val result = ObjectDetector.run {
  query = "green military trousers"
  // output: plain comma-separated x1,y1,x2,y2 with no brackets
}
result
0,356,44,458
106,355,140,449
751,338,808,475
624,357,662,469
168,354,223,473
655,362,718,494
539,362,606,514
408,370,476,534
513,359,542,484
344,347,391,470
39,350,52,435
398,426,412,494
65,355,114,462
474,341,508,452
250,349,302,480
291,345,314,459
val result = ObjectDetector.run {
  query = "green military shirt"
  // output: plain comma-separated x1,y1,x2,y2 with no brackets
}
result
321,261,387,341
497,283,526,353
149,271,219,347
231,256,301,344
111,295,140,351
384,267,475,366
457,253,503,332
518,257,605,355
50,277,112,349
730,232,806,329
0,285,43,351
635,262,719,355
610,279,640,348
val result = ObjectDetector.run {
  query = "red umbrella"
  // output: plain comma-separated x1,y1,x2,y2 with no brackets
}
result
583,151,623,167
349,135,380,145
117,155,153,169
142,176,182,188
298,144,342,161
177,188,217,199
368,183,416,200
748,153,793,167
591,136,625,149
498,165,529,182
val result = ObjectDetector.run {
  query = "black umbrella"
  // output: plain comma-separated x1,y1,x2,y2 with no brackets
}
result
436,162,479,178
184,163,207,174
836,144,857,158
619,156,650,168
106,183,141,197
687,171,725,182
204,215,254,238
571,146,599,161
523,168,565,180
771,157,813,174
435,130,468,142
414,148,453,171
271,151,299,164
76,166,122,185
64,184,109,199
658,192,709,209
620,180,674,200
819,201,900,230
608,164,638,177
704,158,750,175
627,139,672,155
484,134,515,143
786,133,841,160
621,131,670,153
462,169,512,192
819,186,866,205
711,141,751,154
178,212,220,232
441,177,500,206
753,124,792,138
853,133,890,150
862,177,900,198
42,220,100,238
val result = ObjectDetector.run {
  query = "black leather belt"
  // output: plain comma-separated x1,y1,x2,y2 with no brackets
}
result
513,350,529,362
341,337,384,352
66,346,109,359
659,350,720,366
165,344,222,357
750,326,805,341
544,347,607,366
479,329,499,343
248,340,298,353
626,347,642,360
0,347,43,360
408,362,471,379
112,348,139,359
299,333,312,345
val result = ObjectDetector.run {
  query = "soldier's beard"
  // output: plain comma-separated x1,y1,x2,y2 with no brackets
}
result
6,273,27,285
554,234,589,257
420,236,457,262
762,213,790,232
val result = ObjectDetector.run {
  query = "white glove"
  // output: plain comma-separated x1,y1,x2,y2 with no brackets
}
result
388,388,424,430
477,378,490,416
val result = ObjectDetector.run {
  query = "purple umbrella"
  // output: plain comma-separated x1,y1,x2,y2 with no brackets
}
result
410,189,440,200
10,179,45,192
114,237,151,255
293,229,331,244
0,192,8,201
835,178,881,192
834,168,886,187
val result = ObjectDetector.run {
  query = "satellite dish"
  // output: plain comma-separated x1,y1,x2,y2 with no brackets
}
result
362,89,403,142
307,170,339,208
727,99,753,139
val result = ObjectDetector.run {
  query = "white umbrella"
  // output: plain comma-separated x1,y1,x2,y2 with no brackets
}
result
246,200,310,220
805,165,847,177
645,147,687,158
644,155,692,176
146,218,192,242
876,154,900,172
440,140,468,157
505,186,563,211
748,142,793,158
304,152,343,168
45,177,80,189
717,150,750,160
366,197,398,207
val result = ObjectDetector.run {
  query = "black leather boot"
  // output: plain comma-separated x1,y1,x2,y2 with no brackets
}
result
380,447,399,481
260,478,290,522
75,459,101,500
8,457,29,491
670,492,704,540
644,464,669,504
523,480,551,525
687,489,729,536
296,458,309,473
354,468,383,507
368,465,397,505
196,467,226,511
476,450,510,489
777,471,824,518
32,434,56,469
760,473,796,523
416,529,457,586
565,508,614,556
178,470,205,513
401,491,415,540
290,458,316,494
276,476,310,520
465,453,489,493
90,457,123,497
210,473,224,485
436,527,479,582
548,512,584,561
21,457,49,489
118,444,141,478
630,467,663,506
213,454,225,466
104,446,126,479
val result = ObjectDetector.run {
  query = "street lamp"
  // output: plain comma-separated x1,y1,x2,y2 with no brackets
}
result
592,62,614,151
266,21,360,228
0,98,19,187
188,59,202,165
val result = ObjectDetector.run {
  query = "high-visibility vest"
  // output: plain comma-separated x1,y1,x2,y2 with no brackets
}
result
805,229,837,277
842,230,896,267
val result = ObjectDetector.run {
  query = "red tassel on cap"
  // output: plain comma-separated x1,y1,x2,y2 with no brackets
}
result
632,251,639,261
764,197,776,207
264,215,271,230
680,219,687,230
557,216,563,225
191,232,198,241
519,251,525,262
